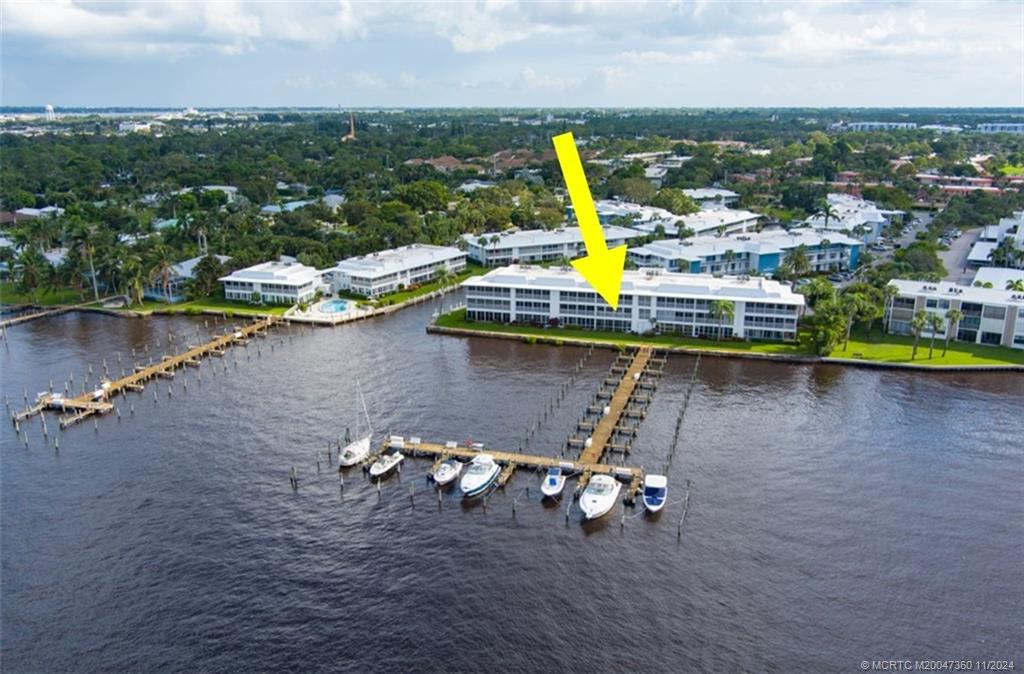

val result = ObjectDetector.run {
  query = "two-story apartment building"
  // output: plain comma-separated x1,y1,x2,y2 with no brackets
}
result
326,244,465,298
219,260,324,305
628,230,861,275
462,266,805,341
885,280,1024,349
464,226,643,267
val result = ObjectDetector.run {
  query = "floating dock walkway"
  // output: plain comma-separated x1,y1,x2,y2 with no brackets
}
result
12,316,278,429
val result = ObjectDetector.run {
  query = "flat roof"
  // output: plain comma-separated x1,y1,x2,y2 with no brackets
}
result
683,188,739,200
219,260,322,285
967,241,997,263
889,279,1024,305
629,229,861,261
464,226,642,249
973,267,1024,288
331,244,464,279
631,208,761,235
463,265,805,306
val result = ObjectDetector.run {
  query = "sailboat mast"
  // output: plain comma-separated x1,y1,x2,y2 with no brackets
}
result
358,382,373,435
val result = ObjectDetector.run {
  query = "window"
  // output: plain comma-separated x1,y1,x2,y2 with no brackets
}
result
982,305,1006,320
980,331,1002,346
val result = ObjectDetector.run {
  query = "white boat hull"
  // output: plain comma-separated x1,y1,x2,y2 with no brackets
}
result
642,475,668,513
338,434,371,467
644,498,666,513
540,476,566,498
432,461,462,486
579,476,622,520
460,459,500,497
369,452,404,479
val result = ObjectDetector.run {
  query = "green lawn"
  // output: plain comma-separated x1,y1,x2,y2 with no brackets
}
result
435,310,1024,367
999,164,1024,177
0,281,85,306
434,309,816,355
832,328,1024,367
117,295,290,317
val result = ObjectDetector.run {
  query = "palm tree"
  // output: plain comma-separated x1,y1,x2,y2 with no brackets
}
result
708,299,735,343
839,292,865,350
927,313,944,359
65,217,101,301
15,246,50,303
880,284,898,334
816,201,838,231
723,248,737,272
121,252,146,306
910,310,928,360
943,308,963,357
147,244,176,303
783,244,811,278
989,238,1019,268
1006,279,1024,292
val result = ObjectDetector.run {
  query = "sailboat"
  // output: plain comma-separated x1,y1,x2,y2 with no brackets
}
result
338,382,373,468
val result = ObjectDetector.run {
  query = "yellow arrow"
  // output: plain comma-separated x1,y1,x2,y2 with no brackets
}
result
552,131,626,310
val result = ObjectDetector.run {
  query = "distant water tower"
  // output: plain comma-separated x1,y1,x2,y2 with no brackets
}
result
44,104,56,122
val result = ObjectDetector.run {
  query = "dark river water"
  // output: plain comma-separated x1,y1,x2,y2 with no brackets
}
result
2,296,1022,673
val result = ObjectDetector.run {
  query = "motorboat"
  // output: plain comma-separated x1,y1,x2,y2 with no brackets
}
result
338,381,373,468
432,459,463,486
369,451,404,479
460,454,501,498
579,474,621,520
540,467,567,499
642,474,668,513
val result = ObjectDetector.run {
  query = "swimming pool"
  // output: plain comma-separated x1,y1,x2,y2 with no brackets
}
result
319,299,349,314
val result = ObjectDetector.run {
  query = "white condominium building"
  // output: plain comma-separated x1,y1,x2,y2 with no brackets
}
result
327,244,465,297
590,199,760,236
463,226,643,266
219,260,325,305
840,122,918,132
628,229,863,276
462,266,805,341
804,193,903,243
886,280,1024,349
682,188,740,206
977,124,1024,135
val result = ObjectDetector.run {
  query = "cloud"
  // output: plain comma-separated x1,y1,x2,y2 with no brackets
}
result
597,66,627,88
2,0,367,58
1,1,1020,106
284,75,313,89
519,67,578,90
351,71,384,89
398,72,431,88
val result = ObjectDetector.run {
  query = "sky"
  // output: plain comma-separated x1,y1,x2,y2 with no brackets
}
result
1,0,1022,108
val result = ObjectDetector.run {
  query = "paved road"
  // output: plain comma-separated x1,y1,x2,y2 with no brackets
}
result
939,227,981,284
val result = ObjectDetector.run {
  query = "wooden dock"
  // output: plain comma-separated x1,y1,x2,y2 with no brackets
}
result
0,306,72,329
382,438,643,481
12,316,278,428
579,346,652,465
